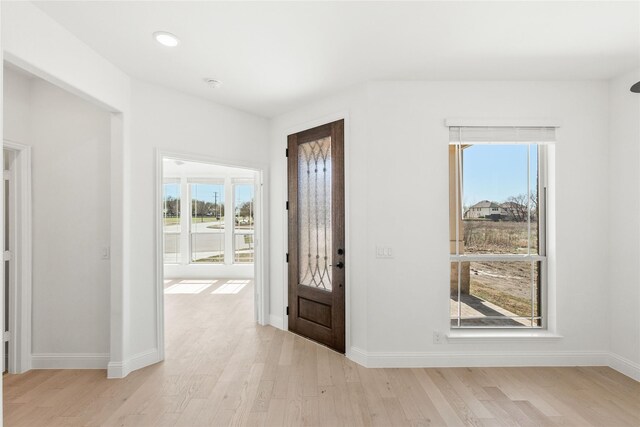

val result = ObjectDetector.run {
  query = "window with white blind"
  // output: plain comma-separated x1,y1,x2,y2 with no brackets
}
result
449,126,553,328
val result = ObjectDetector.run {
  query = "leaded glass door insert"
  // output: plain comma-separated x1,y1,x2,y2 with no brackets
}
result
288,120,345,353
298,137,332,291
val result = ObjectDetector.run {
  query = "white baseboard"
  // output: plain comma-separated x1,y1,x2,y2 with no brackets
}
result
608,352,640,381
269,314,284,330
31,353,109,369
106,360,125,379
107,348,160,379
347,346,368,367
348,347,609,369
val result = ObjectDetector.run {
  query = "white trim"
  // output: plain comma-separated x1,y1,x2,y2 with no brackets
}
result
269,314,284,330
2,140,32,374
126,348,160,374
155,150,269,369
446,331,563,342
280,111,351,354
1,18,4,422
107,348,160,379
32,353,109,369
608,353,640,382
445,118,562,128
450,254,545,262
348,347,608,369
347,346,368,367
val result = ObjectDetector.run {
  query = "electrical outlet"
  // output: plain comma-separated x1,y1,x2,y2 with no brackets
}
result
433,331,443,344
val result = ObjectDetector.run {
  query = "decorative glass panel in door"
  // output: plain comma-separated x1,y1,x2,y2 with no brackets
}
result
297,137,332,291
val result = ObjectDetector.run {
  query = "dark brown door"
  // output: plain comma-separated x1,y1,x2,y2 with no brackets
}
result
288,119,345,353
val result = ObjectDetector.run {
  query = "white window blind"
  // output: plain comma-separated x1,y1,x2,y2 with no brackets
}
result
449,126,556,145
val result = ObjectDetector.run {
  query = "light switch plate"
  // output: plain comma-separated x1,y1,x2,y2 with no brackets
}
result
376,246,393,258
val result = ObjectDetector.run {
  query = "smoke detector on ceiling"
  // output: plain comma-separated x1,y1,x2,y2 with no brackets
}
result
204,78,222,88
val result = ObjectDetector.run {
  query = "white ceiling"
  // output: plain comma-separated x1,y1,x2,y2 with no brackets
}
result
36,1,640,117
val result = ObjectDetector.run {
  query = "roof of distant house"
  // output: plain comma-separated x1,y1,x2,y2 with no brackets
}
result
470,200,501,209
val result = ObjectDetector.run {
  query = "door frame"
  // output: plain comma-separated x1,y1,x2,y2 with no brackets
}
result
2,140,32,374
281,112,351,356
155,149,269,362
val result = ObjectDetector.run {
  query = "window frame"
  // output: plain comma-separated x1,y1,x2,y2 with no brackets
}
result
162,178,181,265
188,178,226,264
232,180,255,264
450,142,549,330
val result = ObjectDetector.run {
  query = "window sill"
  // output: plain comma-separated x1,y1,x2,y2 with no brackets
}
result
446,330,563,343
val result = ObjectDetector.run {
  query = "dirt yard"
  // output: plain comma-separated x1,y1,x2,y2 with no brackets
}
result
460,220,540,318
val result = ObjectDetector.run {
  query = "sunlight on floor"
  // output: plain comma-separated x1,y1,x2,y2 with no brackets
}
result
164,280,218,294
212,280,249,294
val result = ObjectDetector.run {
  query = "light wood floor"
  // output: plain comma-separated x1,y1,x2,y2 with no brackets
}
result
4,278,639,426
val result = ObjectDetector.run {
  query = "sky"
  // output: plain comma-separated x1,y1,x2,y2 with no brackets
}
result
462,144,538,207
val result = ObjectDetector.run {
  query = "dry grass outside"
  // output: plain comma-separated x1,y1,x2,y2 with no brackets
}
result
466,260,540,318
463,219,538,254
458,221,541,319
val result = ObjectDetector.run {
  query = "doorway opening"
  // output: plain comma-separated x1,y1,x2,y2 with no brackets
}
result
2,143,32,375
3,148,12,374
158,155,265,361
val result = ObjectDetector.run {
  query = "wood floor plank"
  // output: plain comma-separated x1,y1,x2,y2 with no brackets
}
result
411,368,466,426
4,279,639,427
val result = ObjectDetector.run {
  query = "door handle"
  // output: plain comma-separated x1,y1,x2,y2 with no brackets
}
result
335,261,344,269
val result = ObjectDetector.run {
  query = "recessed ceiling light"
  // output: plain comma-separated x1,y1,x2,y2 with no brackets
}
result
153,31,180,47
204,78,222,88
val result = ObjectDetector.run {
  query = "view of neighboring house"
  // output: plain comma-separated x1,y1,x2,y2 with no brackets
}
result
464,199,532,221
464,200,507,219
500,200,534,222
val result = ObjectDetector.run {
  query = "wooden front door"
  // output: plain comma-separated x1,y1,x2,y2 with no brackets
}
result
287,120,345,353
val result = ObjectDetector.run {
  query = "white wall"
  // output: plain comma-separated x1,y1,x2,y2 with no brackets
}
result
4,67,111,363
128,79,269,357
3,67,30,143
608,68,640,380
270,80,612,366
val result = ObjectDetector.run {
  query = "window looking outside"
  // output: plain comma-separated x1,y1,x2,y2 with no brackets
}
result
163,181,181,264
190,182,225,263
450,127,550,328
234,183,255,263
